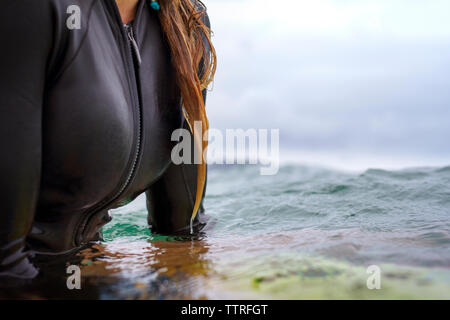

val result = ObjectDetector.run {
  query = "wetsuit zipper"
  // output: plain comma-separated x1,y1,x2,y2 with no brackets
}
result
120,22,142,197
75,1,144,246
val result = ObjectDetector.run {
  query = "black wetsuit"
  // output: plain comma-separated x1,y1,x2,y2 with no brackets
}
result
0,0,209,280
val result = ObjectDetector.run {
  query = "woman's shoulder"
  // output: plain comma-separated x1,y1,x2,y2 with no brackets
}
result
2,0,97,32
1,0,98,83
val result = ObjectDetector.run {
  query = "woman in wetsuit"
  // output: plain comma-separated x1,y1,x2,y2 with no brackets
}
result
0,0,216,281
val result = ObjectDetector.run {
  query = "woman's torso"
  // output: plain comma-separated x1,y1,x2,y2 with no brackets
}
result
28,0,183,253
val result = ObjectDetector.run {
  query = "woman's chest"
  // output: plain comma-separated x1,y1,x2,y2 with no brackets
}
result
39,5,182,212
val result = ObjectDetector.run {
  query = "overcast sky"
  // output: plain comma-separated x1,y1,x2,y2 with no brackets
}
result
204,0,450,168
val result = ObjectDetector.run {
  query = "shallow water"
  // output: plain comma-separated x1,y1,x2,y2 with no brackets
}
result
6,164,450,299
97,164,450,299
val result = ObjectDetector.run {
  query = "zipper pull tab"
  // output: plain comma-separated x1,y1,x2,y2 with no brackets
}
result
126,25,142,66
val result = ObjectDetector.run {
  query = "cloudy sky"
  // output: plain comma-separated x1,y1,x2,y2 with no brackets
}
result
204,0,450,169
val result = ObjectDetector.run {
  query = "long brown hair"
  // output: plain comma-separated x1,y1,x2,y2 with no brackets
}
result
157,0,216,229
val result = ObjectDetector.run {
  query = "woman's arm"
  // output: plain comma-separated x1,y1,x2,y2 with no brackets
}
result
145,110,208,234
0,1,54,279
145,4,212,235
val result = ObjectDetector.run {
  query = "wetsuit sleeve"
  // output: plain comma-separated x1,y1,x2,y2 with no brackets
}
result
0,1,54,279
145,119,208,234
145,5,211,234
146,85,209,235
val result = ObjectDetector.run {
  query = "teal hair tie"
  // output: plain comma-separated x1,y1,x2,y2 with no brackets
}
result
150,0,160,11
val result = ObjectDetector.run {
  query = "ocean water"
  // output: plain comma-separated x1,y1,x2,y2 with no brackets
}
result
12,164,447,299
80,164,450,299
